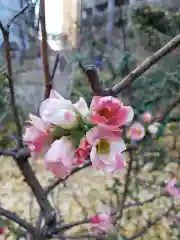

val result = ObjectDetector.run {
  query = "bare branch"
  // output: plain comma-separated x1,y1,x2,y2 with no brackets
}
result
39,0,51,99
4,74,23,147
0,206,35,234
51,54,59,81
79,63,105,96
7,3,30,29
158,95,180,122
45,162,91,195
109,33,180,96
116,151,134,222
15,148,56,225
128,206,173,240
0,149,17,158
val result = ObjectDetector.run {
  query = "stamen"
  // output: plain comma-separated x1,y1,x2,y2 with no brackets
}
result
96,139,110,154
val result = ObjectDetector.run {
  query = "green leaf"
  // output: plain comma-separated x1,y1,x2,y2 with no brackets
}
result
175,181,180,188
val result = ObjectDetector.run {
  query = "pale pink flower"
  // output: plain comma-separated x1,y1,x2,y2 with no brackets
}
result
128,122,145,141
23,114,51,158
142,112,152,123
86,127,126,172
165,179,180,196
45,137,75,178
73,97,89,117
90,206,114,233
39,90,77,129
89,96,134,130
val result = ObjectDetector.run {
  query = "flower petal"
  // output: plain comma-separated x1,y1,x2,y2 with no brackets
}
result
73,97,89,116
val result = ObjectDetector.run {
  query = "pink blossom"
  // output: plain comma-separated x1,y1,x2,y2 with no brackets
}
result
128,122,145,141
45,137,75,178
39,91,77,129
86,127,126,172
142,112,152,123
89,96,134,130
74,137,91,164
23,114,51,158
165,179,180,196
90,206,114,233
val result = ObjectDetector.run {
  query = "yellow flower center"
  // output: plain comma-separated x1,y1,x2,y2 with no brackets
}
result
136,129,142,136
96,139,110,154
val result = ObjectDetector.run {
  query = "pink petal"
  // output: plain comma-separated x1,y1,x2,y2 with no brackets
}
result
86,127,121,145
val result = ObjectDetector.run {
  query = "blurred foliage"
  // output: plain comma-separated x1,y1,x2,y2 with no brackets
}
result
0,75,24,148
131,5,180,50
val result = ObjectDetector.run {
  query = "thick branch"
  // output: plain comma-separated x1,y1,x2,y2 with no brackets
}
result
109,33,180,95
0,206,35,234
39,0,51,99
79,63,105,96
0,149,17,158
15,149,56,225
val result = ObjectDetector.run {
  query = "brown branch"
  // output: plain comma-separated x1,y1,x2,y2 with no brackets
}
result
15,148,56,225
0,206,35,234
116,151,134,222
4,74,23,147
158,95,180,122
128,206,173,240
39,0,51,99
46,144,137,195
45,162,92,195
51,54,59,81
79,63,105,96
0,22,23,147
109,33,180,96
7,3,30,29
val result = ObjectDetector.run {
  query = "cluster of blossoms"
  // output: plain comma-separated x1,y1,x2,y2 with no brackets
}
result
23,89,134,178
23,89,179,200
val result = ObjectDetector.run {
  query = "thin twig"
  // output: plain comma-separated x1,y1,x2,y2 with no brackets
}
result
4,74,23,147
51,54,59,81
116,151,134,222
39,0,51,99
45,162,92,195
0,206,35,234
158,95,180,122
128,207,173,240
0,22,23,147
7,3,30,29
109,33,180,95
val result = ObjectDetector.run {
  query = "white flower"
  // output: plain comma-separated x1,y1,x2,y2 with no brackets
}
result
39,90,77,129
147,122,160,137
